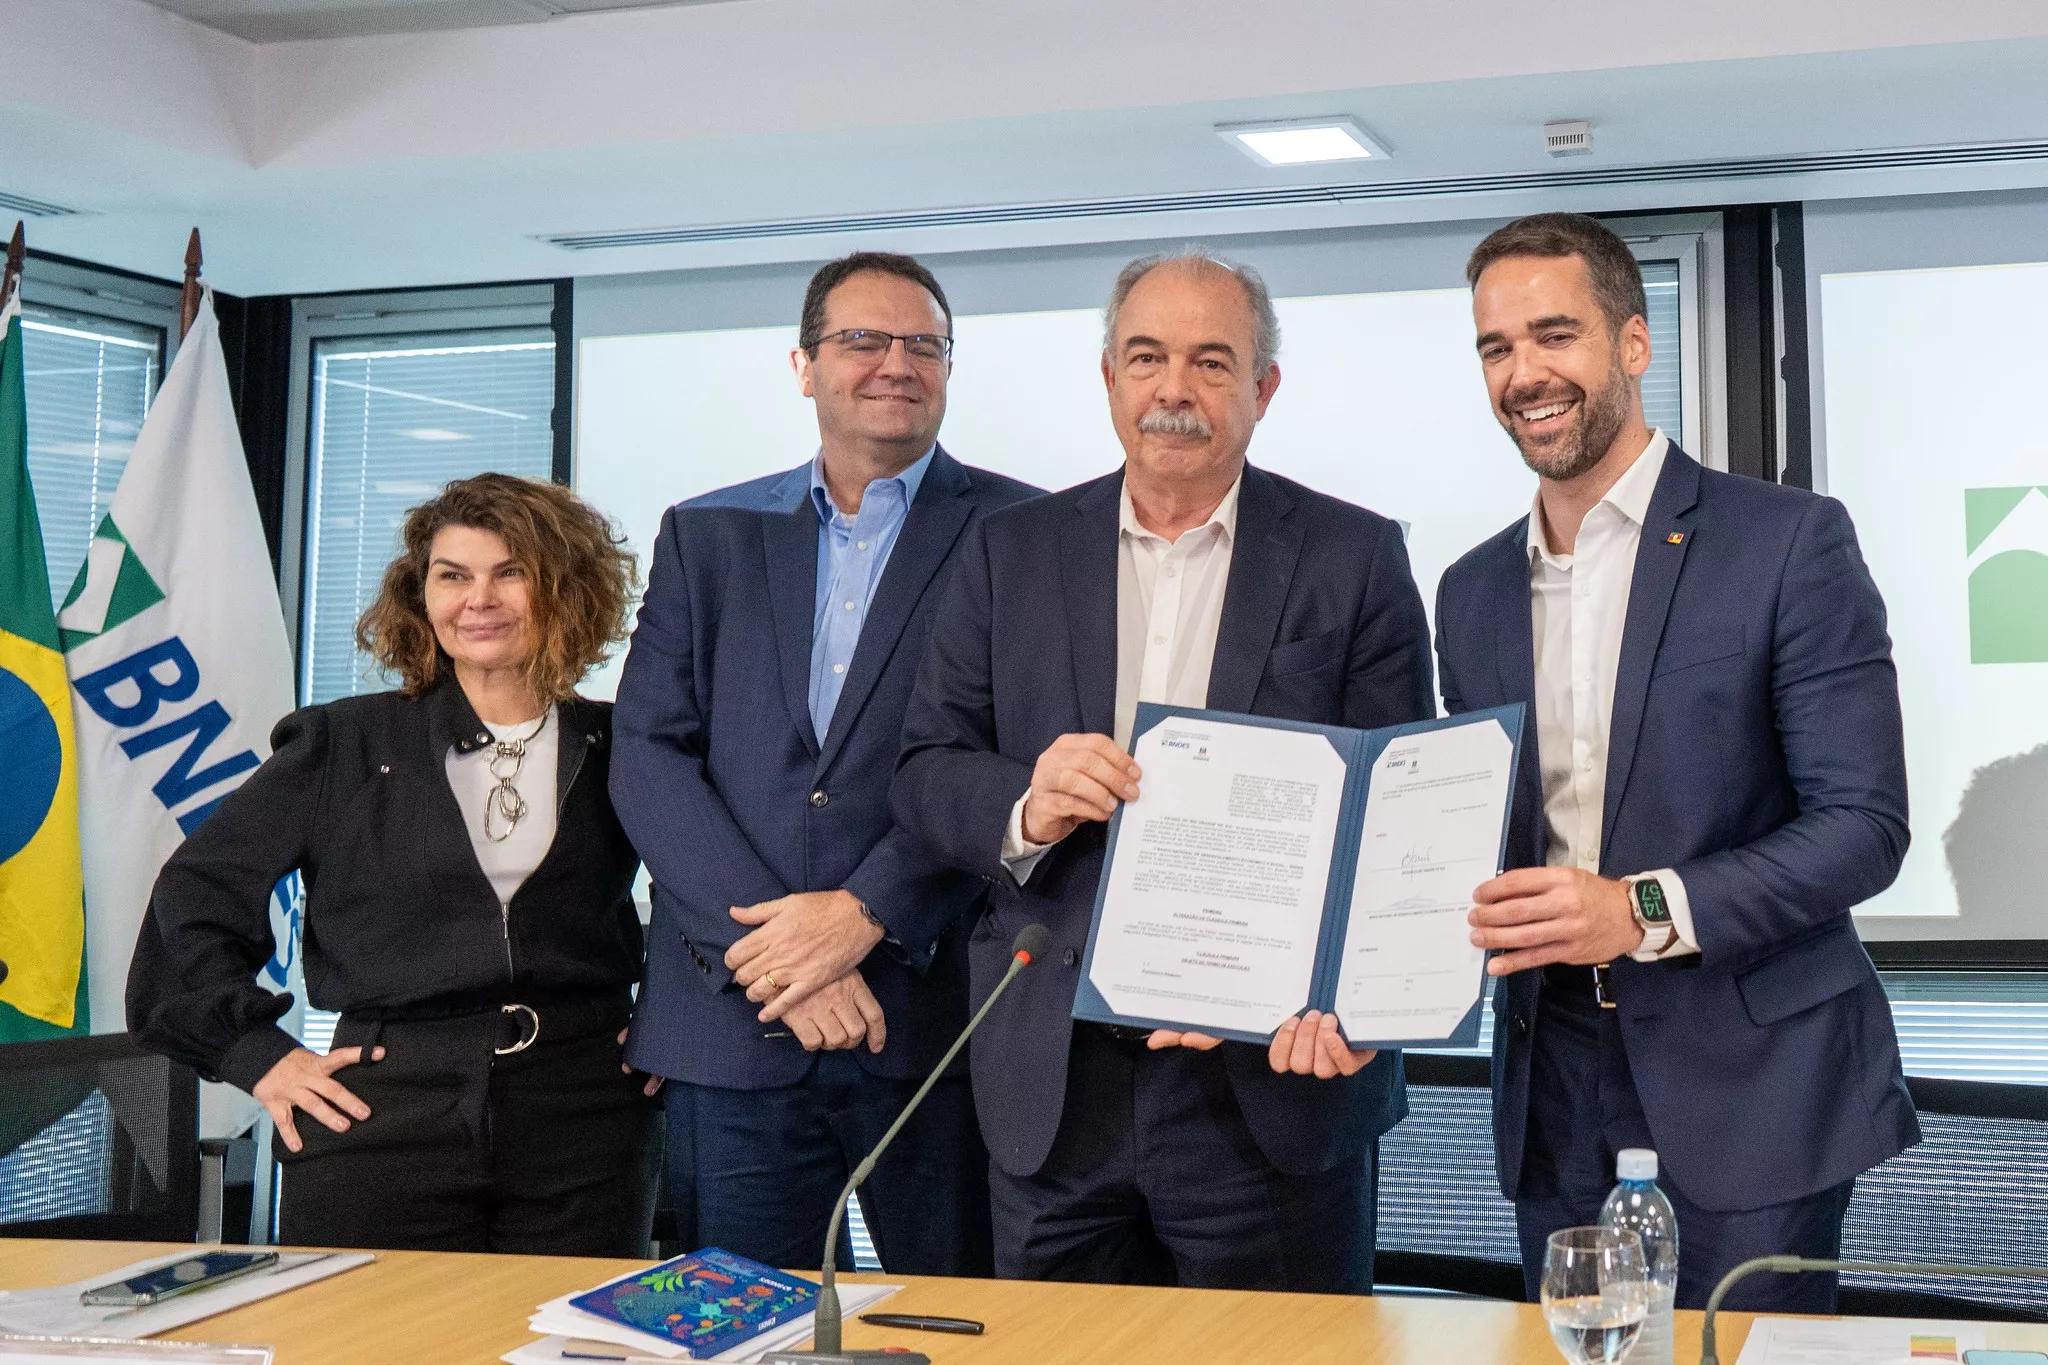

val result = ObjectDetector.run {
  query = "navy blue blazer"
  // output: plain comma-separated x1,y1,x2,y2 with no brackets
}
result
893,465,1436,1179
1434,446,1920,1213
614,447,1041,1088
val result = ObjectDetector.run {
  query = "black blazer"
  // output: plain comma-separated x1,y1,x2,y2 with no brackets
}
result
893,465,1436,1178
126,679,643,1093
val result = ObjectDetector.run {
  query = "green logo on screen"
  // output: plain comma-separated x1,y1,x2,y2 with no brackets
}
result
1964,486,2048,664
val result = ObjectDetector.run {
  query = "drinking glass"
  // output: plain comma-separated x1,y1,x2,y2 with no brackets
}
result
1542,1225,1650,1365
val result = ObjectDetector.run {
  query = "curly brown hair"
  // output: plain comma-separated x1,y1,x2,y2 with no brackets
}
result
355,473,637,700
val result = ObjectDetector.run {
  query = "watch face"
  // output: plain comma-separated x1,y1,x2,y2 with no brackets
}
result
1634,879,1671,924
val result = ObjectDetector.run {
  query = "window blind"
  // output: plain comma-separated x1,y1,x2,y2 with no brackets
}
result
1639,260,1684,442
1414,972,2048,1086
299,329,557,705
17,306,162,611
293,324,558,1093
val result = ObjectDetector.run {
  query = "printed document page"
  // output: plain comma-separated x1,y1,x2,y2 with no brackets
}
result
1088,716,1346,1036
1332,716,1513,1042
1734,1316,1992,1364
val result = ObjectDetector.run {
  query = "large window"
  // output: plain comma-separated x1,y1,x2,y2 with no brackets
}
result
284,286,561,1075
14,261,177,612
292,287,561,706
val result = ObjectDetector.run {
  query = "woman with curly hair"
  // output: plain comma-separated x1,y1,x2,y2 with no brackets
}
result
127,473,659,1254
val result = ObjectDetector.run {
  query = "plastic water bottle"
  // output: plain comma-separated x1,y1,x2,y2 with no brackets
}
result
1599,1148,1678,1365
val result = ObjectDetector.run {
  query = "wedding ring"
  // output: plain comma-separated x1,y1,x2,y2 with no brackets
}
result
763,971,779,992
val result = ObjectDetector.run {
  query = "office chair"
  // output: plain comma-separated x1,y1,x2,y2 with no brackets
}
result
0,1032,201,1243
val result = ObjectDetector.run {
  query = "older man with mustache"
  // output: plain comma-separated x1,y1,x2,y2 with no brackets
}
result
894,251,1434,1291
1435,213,1916,1312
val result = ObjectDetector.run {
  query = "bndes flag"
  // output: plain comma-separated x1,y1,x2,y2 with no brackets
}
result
60,288,295,1037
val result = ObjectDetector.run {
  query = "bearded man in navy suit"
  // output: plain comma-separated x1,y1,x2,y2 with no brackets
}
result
613,252,1038,1274
1437,213,1918,1312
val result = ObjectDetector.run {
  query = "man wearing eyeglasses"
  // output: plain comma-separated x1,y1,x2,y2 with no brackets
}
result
613,252,1040,1276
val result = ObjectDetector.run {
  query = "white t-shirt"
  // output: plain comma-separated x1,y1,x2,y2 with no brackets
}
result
443,707,560,907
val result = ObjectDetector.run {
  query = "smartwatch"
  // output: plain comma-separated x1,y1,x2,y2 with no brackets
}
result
1626,876,1679,957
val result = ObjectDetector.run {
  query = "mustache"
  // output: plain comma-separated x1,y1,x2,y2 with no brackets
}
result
1137,408,1214,439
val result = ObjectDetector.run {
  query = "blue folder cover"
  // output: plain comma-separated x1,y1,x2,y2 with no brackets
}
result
1073,702,1525,1051
568,1248,819,1358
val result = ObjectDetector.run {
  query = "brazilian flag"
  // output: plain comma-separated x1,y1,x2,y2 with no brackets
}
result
0,291,88,1040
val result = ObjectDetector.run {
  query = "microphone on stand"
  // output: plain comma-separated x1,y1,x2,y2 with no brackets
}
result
1699,1256,2048,1365
764,923,1053,1365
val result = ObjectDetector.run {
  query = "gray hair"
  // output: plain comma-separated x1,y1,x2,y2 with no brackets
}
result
1103,249,1281,376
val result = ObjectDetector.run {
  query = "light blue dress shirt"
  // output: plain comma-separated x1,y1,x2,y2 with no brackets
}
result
806,446,934,741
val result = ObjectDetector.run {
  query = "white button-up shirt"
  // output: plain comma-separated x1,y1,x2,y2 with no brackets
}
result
1002,473,1242,878
1528,430,1697,960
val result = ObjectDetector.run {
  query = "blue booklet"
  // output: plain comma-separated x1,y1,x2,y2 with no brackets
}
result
1074,703,1525,1050
569,1248,818,1358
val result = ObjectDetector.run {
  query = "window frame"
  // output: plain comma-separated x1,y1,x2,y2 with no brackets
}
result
18,253,182,364
14,252,181,617
280,281,570,669
1604,211,1728,471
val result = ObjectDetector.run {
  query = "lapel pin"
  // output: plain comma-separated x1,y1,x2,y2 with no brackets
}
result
1665,532,1686,546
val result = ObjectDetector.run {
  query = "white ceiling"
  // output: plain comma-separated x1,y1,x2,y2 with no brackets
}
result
6,0,2048,295
137,0,723,43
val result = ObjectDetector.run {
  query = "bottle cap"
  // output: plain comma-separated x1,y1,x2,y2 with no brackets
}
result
1617,1148,1658,1181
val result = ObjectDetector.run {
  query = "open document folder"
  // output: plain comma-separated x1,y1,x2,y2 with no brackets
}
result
1074,702,1525,1050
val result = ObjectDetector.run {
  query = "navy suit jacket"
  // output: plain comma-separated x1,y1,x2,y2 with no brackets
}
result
614,447,1041,1088
893,465,1435,1179
1434,446,1920,1213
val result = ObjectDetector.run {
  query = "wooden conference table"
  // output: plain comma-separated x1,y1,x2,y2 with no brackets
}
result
1,1238,2036,1365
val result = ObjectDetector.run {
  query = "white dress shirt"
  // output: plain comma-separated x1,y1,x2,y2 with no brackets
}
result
1002,474,1242,879
444,708,559,907
1527,430,1697,961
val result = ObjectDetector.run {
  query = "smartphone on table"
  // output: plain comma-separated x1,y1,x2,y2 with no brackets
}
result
79,1251,280,1307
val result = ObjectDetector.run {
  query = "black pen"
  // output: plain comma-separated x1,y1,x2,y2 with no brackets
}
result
859,1312,984,1336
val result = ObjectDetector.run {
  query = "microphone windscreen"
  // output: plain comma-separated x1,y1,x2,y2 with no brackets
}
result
1012,923,1053,963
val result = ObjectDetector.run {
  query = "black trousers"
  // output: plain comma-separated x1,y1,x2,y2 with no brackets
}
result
988,1024,1377,1293
1516,969,1855,1312
675,1051,992,1276
277,997,660,1255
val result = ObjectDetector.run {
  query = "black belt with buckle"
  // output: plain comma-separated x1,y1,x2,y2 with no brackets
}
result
1542,963,1617,1010
495,1003,541,1055
1083,1021,1160,1048
1591,963,1616,1010
343,991,631,1059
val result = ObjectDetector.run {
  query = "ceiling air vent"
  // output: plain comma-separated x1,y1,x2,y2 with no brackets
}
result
1545,120,1593,157
538,138,2048,251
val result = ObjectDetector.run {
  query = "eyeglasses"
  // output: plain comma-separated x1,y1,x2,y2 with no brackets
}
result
811,329,954,366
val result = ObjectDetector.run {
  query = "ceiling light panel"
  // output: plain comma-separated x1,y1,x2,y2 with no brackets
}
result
1218,118,1389,167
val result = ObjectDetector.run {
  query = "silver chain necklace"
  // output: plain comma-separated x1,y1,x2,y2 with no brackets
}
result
483,710,551,843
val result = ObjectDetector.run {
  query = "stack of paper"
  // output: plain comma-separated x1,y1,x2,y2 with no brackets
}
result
502,1273,901,1365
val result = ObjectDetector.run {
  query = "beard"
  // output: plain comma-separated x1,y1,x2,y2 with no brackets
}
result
1137,407,1214,439
1501,360,1632,482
